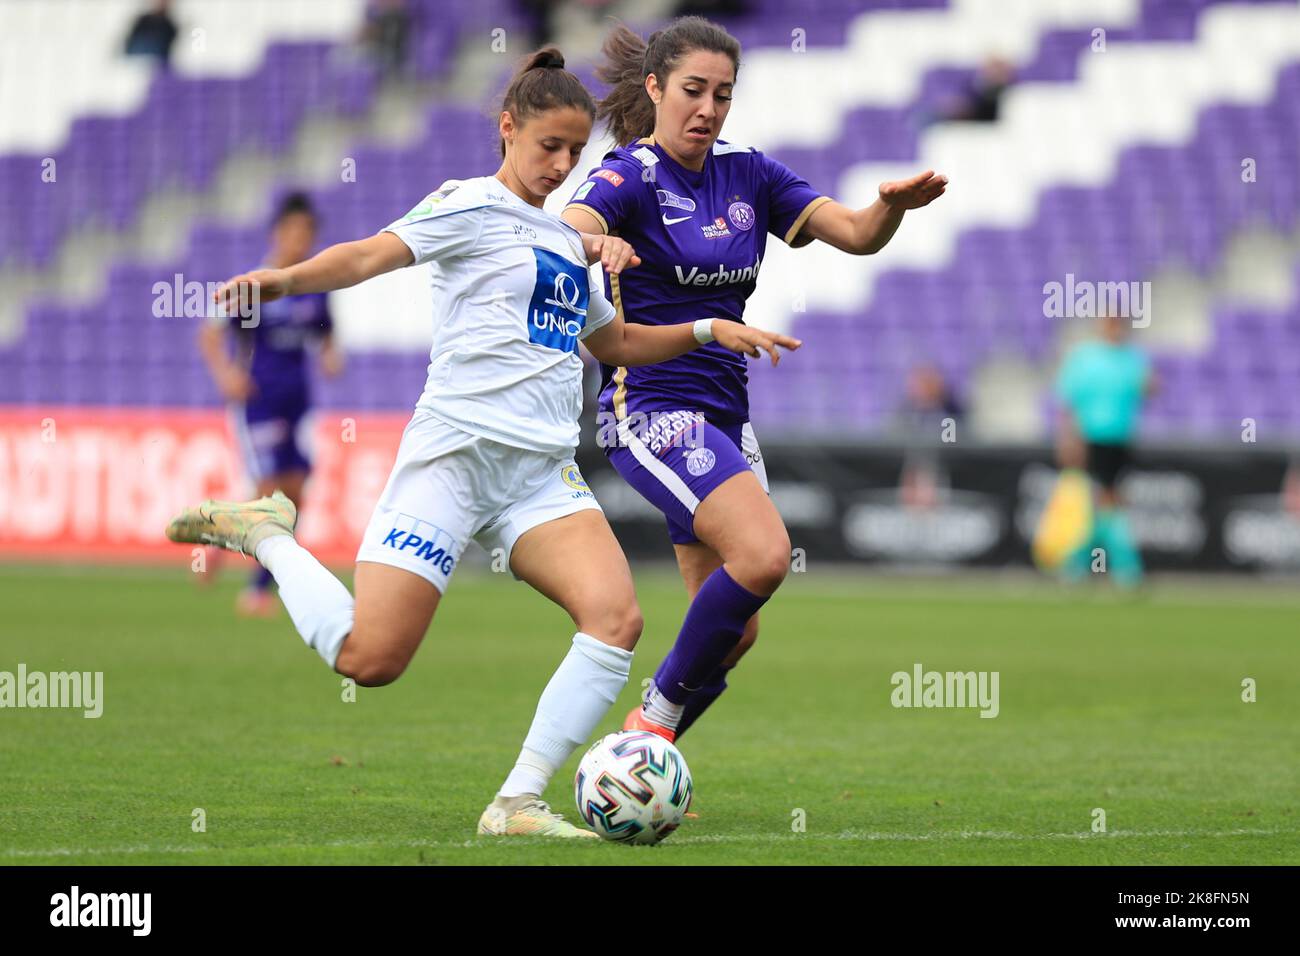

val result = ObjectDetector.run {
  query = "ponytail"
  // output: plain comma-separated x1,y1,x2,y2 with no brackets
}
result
498,46,596,158
595,17,742,147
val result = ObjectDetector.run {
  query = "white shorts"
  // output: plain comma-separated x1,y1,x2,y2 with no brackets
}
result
356,410,602,592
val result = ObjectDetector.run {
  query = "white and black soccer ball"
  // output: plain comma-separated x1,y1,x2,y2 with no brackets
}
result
575,730,693,845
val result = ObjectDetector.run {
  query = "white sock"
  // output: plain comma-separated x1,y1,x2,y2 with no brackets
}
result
254,534,355,668
643,684,686,730
499,632,633,798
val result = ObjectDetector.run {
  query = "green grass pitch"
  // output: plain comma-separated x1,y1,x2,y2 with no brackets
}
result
1,562,1297,865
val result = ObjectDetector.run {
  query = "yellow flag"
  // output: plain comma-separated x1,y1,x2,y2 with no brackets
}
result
1032,469,1093,570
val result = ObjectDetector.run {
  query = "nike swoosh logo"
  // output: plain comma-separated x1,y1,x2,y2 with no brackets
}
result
662,214,691,225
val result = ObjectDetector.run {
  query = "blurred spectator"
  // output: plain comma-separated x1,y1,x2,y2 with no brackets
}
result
359,0,412,79
124,0,179,67
943,56,1016,123
518,0,564,47
899,364,963,434
895,364,963,509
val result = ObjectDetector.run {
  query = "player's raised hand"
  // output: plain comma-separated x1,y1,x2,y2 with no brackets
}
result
711,320,802,367
879,170,948,210
582,234,641,275
212,268,293,316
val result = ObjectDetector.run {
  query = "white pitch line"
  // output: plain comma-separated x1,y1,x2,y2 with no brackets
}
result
674,827,1291,844
2,827,1290,859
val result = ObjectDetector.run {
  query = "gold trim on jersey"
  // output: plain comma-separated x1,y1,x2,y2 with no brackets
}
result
784,195,833,246
565,202,609,235
610,272,629,421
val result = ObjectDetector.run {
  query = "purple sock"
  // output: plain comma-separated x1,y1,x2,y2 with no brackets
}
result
653,567,767,705
250,564,273,592
675,664,733,740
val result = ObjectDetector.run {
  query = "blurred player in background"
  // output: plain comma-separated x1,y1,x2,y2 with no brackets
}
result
169,49,796,837
563,17,945,743
199,192,342,616
1053,314,1154,588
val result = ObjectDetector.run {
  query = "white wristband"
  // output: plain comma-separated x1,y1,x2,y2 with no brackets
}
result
693,319,715,344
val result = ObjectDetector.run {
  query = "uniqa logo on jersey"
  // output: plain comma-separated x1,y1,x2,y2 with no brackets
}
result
527,248,588,353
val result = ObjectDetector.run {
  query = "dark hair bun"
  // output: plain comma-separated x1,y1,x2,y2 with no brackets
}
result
527,47,565,71
496,46,594,159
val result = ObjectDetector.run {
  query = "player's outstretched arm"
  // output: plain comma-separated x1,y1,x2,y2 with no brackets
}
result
800,169,948,255
212,232,414,313
584,317,801,368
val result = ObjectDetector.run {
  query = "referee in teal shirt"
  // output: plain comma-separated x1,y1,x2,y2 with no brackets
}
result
1055,315,1155,586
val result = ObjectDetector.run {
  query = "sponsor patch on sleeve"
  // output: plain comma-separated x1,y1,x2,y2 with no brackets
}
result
401,181,461,221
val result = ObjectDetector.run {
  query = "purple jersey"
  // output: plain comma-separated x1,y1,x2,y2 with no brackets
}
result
566,137,828,425
230,289,332,407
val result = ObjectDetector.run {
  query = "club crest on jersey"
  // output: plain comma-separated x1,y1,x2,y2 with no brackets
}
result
686,447,717,476
728,201,756,231
560,464,594,498
700,217,732,239
528,248,588,353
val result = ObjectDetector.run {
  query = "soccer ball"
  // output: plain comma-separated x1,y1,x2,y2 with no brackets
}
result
575,730,693,844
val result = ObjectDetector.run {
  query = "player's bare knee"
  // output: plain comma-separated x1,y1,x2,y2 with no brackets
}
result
335,637,408,687
619,603,645,649
584,601,642,651
740,545,790,596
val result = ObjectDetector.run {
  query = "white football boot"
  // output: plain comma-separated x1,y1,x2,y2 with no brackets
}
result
477,794,599,839
165,489,297,556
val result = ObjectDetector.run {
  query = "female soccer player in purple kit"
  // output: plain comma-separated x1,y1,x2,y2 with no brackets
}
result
199,193,342,615
563,17,947,742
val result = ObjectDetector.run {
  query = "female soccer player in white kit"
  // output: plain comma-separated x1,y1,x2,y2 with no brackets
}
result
165,48,799,838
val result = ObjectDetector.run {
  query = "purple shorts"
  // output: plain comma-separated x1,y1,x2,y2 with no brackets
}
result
605,410,769,545
232,396,313,481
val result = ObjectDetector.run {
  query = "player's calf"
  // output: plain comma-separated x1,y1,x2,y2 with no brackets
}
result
333,562,441,686
722,614,759,666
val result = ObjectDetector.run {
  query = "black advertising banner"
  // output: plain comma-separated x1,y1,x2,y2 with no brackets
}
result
576,438,1300,572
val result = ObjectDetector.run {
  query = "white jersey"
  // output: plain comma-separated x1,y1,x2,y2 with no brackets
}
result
382,176,616,456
